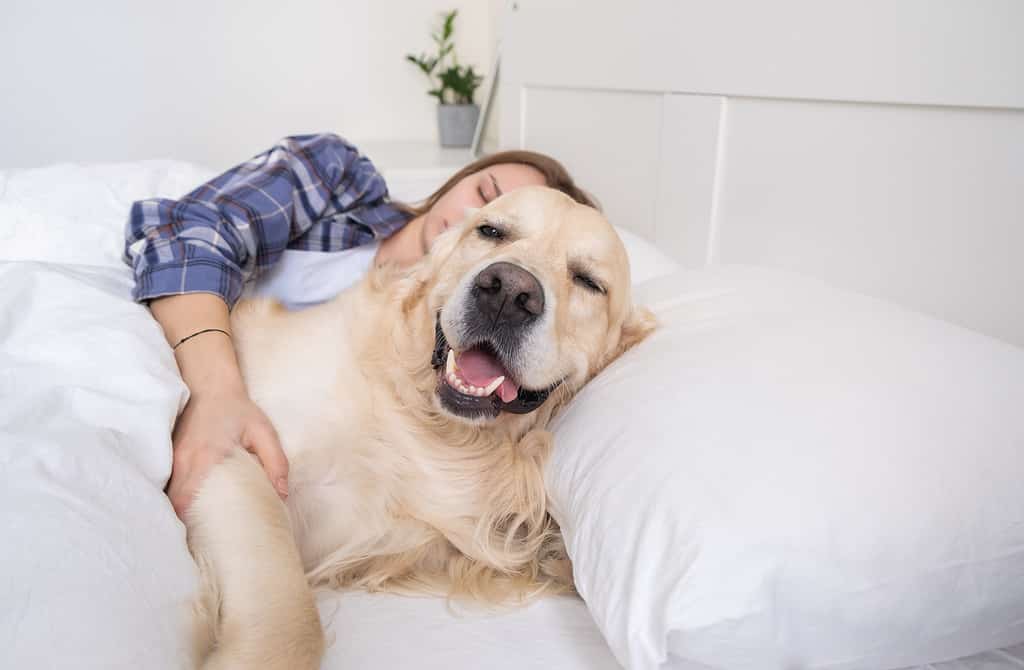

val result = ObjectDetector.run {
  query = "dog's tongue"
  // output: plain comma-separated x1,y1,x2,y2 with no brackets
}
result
456,349,519,402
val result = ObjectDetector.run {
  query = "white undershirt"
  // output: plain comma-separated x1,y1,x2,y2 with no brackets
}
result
242,243,380,310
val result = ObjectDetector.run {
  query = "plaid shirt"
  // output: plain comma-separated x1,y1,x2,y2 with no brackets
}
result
123,133,412,308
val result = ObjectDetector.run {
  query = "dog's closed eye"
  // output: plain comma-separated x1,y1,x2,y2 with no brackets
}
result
573,273,605,294
568,261,606,295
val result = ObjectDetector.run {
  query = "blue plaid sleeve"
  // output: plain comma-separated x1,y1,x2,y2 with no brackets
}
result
122,133,411,309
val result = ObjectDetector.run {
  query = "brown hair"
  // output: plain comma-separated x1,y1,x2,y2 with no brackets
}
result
394,150,598,217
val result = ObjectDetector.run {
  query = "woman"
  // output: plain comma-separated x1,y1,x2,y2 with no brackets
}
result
123,133,595,519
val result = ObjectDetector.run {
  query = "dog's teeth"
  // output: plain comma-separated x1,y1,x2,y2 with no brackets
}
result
443,350,505,399
482,376,505,396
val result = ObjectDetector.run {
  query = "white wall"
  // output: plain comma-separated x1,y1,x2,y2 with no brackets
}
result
502,0,1024,347
0,0,499,169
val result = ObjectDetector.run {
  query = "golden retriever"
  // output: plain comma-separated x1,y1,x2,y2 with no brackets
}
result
184,186,656,669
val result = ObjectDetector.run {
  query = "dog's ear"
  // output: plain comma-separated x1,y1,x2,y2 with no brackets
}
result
591,305,658,380
617,305,658,356
420,207,478,271
424,222,462,269
605,304,658,369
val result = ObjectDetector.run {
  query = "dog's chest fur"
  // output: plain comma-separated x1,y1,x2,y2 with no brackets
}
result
228,288,523,584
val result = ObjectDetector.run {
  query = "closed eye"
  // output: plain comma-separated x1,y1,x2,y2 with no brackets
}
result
574,273,605,294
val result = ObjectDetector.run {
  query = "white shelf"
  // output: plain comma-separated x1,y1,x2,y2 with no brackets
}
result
353,140,476,203
357,141,471,174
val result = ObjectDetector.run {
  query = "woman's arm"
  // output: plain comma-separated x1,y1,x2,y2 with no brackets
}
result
149,293,289,519
123,133,409,309
126,133,408,518
150,293,239,391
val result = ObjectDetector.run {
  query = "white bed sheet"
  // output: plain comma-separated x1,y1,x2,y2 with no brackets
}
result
318,591,620,669
321,592,1024,670
1,160,1022,670
319,593,1024,670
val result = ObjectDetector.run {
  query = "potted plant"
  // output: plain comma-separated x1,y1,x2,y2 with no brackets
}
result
406,10,484,148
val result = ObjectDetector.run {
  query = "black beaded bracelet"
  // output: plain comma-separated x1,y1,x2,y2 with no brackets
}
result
172,328,231,351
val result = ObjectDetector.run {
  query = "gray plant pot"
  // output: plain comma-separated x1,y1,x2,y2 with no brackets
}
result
437,104,480,148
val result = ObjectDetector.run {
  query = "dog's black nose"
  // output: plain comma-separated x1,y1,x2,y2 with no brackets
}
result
472,262,545,328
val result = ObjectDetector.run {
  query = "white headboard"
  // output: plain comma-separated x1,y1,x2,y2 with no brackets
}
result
499,0,1024,347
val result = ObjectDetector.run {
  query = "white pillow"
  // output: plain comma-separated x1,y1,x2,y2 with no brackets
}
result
549,265,1024,670
612,226,681,285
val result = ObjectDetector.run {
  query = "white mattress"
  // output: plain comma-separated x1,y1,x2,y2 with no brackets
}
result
2,161,1023,670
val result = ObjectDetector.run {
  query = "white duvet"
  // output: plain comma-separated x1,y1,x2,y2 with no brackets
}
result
0,262,196,667
3,161,1023,670
0,162,205,667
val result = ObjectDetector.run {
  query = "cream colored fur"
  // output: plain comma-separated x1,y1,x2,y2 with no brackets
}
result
184,187,655,669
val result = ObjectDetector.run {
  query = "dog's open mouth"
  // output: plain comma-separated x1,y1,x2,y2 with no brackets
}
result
443,342,521,402
430,317,559,419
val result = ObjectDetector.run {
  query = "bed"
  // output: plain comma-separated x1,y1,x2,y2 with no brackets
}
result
3,161,1022,670
3,2,1024,669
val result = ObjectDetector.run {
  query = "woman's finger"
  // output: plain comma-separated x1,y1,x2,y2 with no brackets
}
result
242,420,289,499
166,469,191,520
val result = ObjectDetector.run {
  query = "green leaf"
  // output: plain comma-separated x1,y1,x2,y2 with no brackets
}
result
410,7,485,103
443,10,456,40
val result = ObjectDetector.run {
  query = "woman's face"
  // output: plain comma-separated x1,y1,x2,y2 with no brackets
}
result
419,163,547,253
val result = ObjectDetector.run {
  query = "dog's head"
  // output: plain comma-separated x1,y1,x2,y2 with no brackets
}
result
395,185,654,427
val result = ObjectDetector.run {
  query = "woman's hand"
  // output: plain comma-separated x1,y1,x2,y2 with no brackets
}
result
148,293,290,521
167,381,289,520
